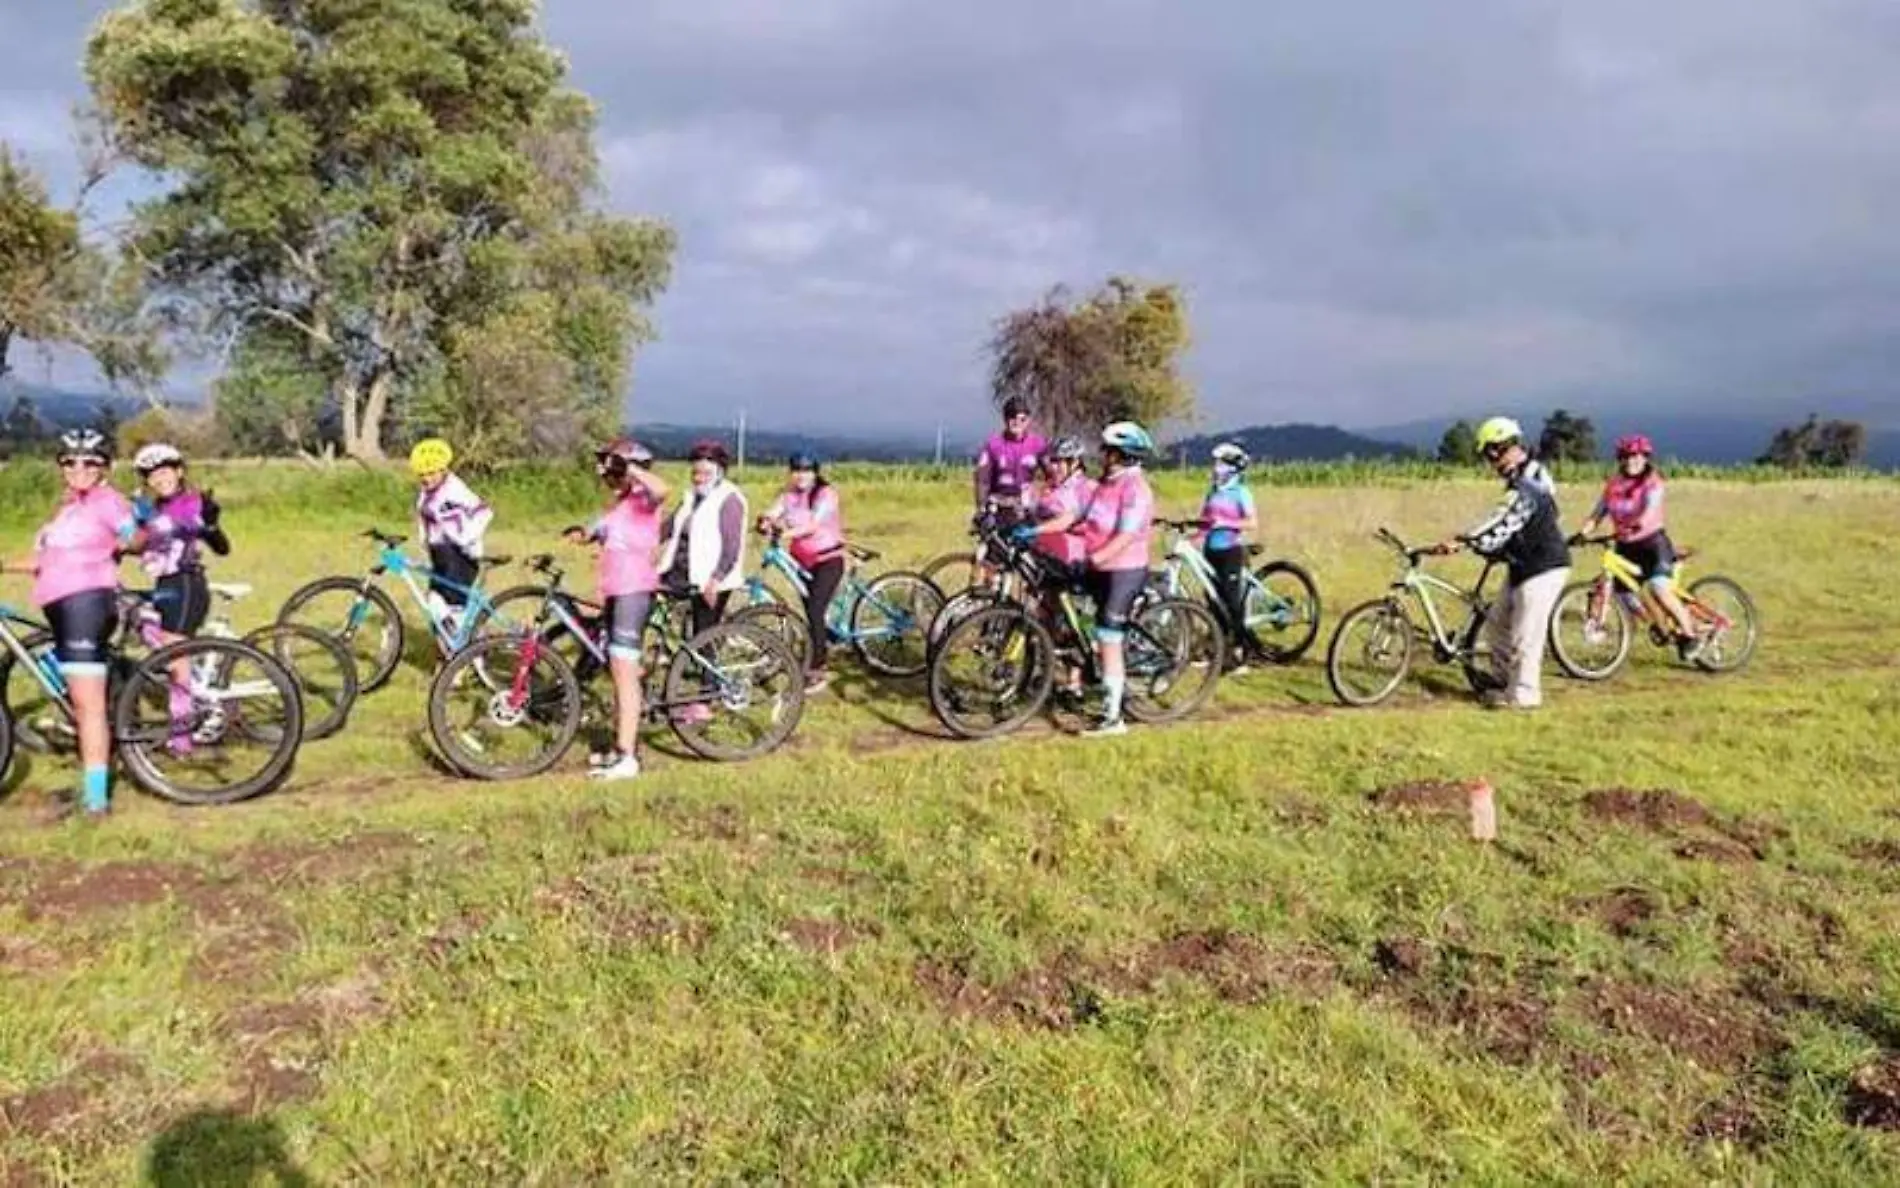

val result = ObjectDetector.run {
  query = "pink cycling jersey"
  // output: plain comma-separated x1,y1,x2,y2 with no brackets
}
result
1079,467,1155,572
1594,471,1665,542
769,485,845,569
1033,472,1096,565
32,486,136,607
975,431,1046,504
136,489,208,578
593,486,665,599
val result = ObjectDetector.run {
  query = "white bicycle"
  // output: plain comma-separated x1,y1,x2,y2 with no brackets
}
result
1151,519,1323,667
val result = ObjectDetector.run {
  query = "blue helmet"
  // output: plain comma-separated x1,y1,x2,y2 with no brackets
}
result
1100,420,1154,459
788,450,819,470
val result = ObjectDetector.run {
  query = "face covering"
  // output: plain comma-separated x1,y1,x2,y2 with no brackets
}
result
792,472,816,492
1622,456,1647,477
1213,463,1237,482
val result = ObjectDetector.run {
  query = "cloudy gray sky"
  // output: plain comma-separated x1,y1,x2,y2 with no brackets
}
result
4,0,1899,434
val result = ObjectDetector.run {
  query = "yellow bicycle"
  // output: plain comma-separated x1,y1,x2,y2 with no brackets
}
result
1548,536,1758,680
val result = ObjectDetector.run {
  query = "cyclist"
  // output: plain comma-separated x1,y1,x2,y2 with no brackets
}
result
1429,416,1569,710
973,397,1045,526
1195,442,1259,666
1075,420,1158,737
1015,436,1095,701
1576,434,1701,659
409,438,492,637
758,452,845,692
658,439,749,639
563,438,670,781
4,429,137,817
127,442,232,751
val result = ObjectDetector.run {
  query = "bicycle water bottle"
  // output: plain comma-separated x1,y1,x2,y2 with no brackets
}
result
36,651,67,695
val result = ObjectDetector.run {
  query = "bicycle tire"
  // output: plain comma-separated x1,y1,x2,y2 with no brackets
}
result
278,577,405,693
1686,576,1759,673
850,570,945,678
0,698,14,787
926,586,1004,656
1458,606,1502,695
1122,596,1224,724
427,634,582,780
113,638,304,805
664,620,806,761
1248,560,1323,663
240,622,360,740
921,551,979,596
927,604,1055,739
1326,598,1416,707
1,628,69,754
731,602,811,669
1547,580,1632,681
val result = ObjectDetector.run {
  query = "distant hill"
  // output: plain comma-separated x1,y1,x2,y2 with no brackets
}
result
634,423,957,464
0,381,144,429
1166,423,1420,463
1365,411,1900,469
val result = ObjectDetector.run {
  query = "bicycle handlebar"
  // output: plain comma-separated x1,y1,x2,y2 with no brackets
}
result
361,527,406,548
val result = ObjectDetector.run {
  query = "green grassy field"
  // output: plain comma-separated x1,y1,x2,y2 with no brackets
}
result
2,463,1898,1183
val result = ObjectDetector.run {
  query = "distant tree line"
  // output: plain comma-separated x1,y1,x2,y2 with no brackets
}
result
1436,409,1871,469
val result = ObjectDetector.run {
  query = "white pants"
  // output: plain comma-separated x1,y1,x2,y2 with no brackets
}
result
1486,567,1568,707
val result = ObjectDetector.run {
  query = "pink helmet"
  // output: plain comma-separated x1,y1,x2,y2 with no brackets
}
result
1615,434,1653,459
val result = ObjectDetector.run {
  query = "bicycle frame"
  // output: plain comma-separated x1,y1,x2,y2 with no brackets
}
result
1577,537,1731,639
747,538,911,645
355,532,504,651
1375,530,1497,656
1,606,73,715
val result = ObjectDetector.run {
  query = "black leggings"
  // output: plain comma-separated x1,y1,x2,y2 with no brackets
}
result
691,590,730,638
428,542,479,607
804,554,846,669
154,570,211,635
1204,546,1252,648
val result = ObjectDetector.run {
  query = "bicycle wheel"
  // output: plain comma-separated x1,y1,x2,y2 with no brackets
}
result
428,634,582,779
241,622,360,739
1,629,72,754
278,577,405,693
850,570,945,677
463,584,550,640
1123,596,1225,724
1458,606,1503,695
663,620,806,761
1686,576,1759,673
113,638,304,805
927,604,1055,739
731,602,811,669
1326,599,1416,706
1548,580,1632,681
921,551,979,597
927,586,1003,655
0,699,14,787
1247,560,1323,663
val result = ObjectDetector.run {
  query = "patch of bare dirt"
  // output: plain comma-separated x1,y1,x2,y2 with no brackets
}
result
1589,981,1773,1072
1672,838,1756,865
1426,987,1554,1064
533,864,707,953
1372,935,1432,978
221,970,387,1113
643,796,746,842
782,917,877,956
1115,931,1339,1004
421,911,489,965
1583,787,1712,830
1845,1056,1900,1130
914,955,1102,1030
185,916,302,987
232,831,422,885
1693,1090,1772,1147
1850,839,1900,867
0,1052,142,1141
1368,780,1471,814
0,937,64,975
1587,888,1662,937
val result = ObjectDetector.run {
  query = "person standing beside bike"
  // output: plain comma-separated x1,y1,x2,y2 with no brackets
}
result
1430,417,1569,710
973,397,1046,527
564,438,670,782
1575,434,1701,660
127,442,232,751
758,452,845,693
409,437,492,638
1195,442,1260,667
1,429,136,817
658,439,748,637
1075,421,1158,737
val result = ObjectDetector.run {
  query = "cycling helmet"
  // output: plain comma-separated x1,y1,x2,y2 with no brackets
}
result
1002,397,1030,419
57,427,112,464
1474,416,1523,452
409,437,453,475
787,450,819,470
1100,420,1154,459
595,437,653,477
1615,433,1653,459
687,438,731,467
134,442,185,474
1212,441,1250,469
1049,435,1086,462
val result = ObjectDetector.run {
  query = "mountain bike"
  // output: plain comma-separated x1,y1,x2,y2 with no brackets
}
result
427,552,805,779
731,530,943,678
1151,518,1322,665
1548,536,1758,680
1325,528,1503,707
926,532,1224,739
0,602,304,805
277,528,522,692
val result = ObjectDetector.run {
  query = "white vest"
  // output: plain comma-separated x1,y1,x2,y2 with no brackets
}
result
658,479,748,592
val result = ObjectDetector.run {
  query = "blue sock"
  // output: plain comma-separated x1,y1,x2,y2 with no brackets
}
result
81,765,109,813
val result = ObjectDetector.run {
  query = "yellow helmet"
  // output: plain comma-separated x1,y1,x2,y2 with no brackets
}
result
409,437,453,476
1474,416,1523,452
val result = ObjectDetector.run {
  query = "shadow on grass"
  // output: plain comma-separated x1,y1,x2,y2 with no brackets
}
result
145,1109,321,1187
826,665,950,741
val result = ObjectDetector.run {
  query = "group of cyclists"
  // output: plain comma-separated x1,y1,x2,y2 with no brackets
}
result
5,400,1699,813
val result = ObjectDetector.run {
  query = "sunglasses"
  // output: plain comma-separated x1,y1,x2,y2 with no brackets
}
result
58,456,107,471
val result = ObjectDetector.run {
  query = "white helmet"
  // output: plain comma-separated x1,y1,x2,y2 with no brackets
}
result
134,442,186,473
1212,442,1250,469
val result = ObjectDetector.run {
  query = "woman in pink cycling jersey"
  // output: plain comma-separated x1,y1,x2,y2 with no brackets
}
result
3,429,137,816
759,452,845,693
1577,434,1701,658
564,437,670,782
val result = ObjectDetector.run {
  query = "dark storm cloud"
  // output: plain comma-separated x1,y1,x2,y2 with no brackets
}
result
6,0,1899,429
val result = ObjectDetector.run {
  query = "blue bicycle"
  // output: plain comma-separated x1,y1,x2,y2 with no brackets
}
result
732,530,944,678
276,527,522,692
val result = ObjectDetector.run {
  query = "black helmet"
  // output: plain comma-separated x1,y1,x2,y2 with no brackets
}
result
57,427,112,465
787,450,819,470
1002,397,1030,419
595,436,652,478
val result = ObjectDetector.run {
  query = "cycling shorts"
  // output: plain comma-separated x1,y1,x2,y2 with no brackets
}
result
153,570,210,635
1087,569,1148,639
1613,532,1676,586
43,588,119,675
604,592,652,661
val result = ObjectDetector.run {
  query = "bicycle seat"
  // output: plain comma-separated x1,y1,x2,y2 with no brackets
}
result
478,554,514,570
846,543,880,562
1245,544,1264,558
208,581,253,601
1674,547,1698,561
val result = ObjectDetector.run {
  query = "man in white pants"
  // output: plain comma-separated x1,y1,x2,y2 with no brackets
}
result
1431,417,1571,709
